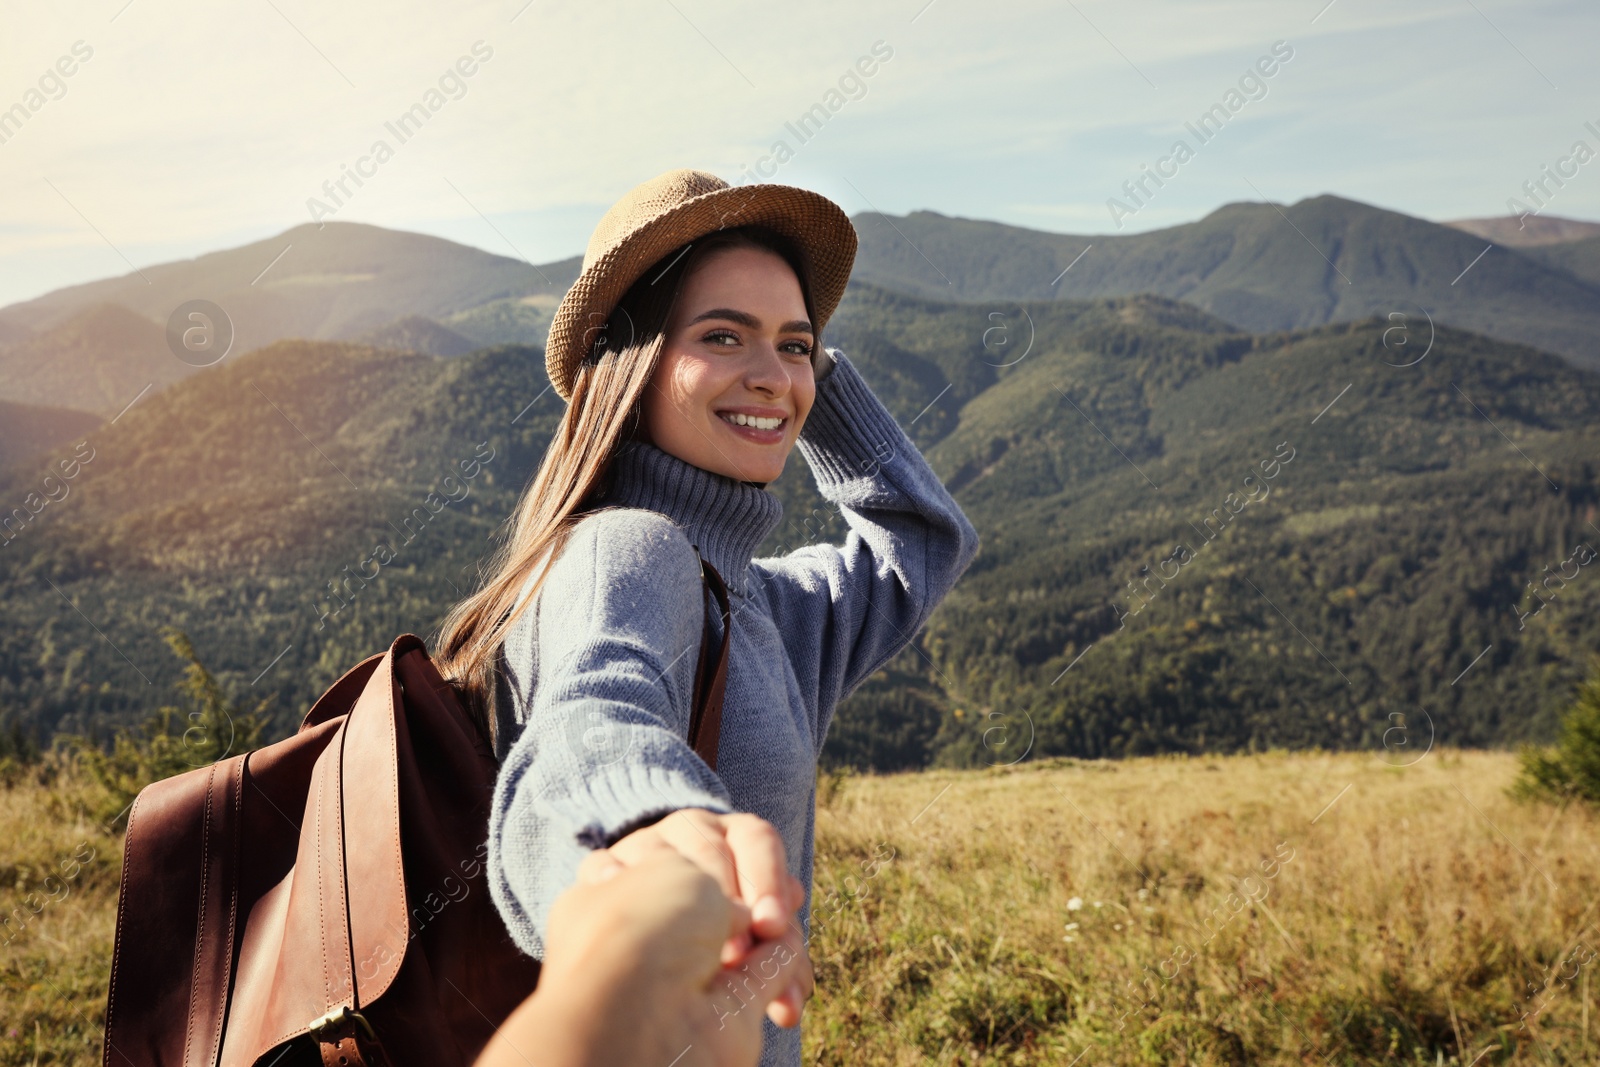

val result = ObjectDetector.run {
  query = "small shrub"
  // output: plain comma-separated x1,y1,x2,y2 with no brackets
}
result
913,943,1074,1053
0,713,40,789
1513,655,1600,805
60,626,268,829
1137,1014,1246,1066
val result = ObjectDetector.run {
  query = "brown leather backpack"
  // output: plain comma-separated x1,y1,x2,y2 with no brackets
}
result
103,559,732,1067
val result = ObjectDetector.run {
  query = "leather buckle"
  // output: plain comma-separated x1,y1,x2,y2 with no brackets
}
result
308,1006,377,1041
308,1006,387,1067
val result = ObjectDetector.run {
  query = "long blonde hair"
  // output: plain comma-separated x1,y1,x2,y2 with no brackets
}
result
432,224,819,749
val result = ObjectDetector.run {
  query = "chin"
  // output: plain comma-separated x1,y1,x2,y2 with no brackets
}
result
707,446,788,485
729,456,786,484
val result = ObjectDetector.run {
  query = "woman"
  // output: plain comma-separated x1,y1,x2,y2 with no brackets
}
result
434,169,979,1066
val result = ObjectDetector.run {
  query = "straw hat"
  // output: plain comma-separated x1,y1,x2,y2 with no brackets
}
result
544,168,858,400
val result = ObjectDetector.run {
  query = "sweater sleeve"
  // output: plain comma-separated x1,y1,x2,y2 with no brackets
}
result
487,508,736,960
750,348,980,749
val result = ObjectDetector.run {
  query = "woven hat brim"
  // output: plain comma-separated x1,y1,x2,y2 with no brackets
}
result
545,183,858,400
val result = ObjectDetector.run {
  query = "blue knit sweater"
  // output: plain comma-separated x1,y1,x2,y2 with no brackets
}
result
486,348,979,1065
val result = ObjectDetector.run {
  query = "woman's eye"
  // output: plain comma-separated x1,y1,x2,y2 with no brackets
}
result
781,340,814,357
703,330,740,346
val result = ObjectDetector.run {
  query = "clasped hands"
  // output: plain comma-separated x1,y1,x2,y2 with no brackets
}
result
477,809,811,1067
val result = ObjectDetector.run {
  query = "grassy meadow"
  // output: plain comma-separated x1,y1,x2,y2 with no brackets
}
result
805,749,1596,1066
2,749,1595,1066
0,760,122,1067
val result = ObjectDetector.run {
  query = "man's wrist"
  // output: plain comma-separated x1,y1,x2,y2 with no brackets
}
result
538,885,689,1055
508,989,612,1067
522,953,649,1066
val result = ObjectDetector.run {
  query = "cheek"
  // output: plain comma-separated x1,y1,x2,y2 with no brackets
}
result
645,350,728,442
644,352,697,424
669,356,734,428
791,370,816,429
658,360,700,416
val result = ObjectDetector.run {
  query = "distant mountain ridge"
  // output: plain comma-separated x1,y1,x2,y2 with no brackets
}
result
3,197,1598,421
0,221,582,354
1445,214,1600,246
0,302,174,416
356,315,478,356
1517,235,1600,289
848,196,1600,372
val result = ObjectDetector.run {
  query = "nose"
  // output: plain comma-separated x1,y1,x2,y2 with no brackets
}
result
742,340,791,397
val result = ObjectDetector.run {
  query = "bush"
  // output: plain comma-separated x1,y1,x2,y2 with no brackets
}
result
1137,1014,1246,1066
0,712,41,788
61,626,268,829
1513,654,1600,805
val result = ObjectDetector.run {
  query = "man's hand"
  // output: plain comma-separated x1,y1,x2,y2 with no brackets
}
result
475,851,807,1067
581,808,811,1026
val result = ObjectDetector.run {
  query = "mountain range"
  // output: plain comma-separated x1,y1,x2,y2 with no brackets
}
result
0,223,580,418
1,196,1597,770
4,195,1599,440
846,197,1600,372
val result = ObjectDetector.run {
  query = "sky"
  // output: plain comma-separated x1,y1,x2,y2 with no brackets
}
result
0,0,1596,309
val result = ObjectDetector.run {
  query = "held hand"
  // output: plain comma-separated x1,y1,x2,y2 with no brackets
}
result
481,851,806,1067
582,808,810,1025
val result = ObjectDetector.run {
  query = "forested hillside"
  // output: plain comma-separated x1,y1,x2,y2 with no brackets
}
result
823,287,1600,768
1,281,1595,771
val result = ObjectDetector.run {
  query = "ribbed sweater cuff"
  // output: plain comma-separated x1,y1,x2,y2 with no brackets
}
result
797,349,908,489
549,762,736,851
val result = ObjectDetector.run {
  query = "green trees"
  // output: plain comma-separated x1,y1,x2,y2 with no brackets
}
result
1514,655,1600,806
65,626,267,828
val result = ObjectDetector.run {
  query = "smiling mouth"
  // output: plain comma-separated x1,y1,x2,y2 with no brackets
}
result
718,411,786,432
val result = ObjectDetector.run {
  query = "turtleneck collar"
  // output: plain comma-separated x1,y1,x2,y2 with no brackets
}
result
594,439,784,596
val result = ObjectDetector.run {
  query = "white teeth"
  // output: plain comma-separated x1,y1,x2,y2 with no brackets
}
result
722,412,783,431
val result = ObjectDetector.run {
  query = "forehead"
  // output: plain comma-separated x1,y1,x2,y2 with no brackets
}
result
675,244,806,310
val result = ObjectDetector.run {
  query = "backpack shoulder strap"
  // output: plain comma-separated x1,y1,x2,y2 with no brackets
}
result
687,556,731,771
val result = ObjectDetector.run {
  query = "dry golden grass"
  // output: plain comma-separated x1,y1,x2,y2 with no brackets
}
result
2,749,1595,1065
804,750,1600,1066
0,764,122,1067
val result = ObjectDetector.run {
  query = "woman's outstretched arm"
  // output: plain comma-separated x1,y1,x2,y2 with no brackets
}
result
752,348,981,747
488,509,753,960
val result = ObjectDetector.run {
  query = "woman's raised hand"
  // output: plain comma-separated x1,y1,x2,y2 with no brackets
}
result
579,808,813,1026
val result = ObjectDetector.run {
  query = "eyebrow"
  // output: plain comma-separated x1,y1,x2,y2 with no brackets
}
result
686,307,813,335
